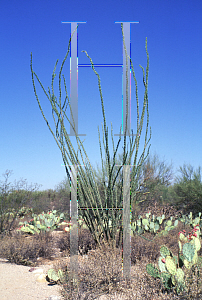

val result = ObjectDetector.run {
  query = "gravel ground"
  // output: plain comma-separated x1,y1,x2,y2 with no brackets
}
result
0,258,63,300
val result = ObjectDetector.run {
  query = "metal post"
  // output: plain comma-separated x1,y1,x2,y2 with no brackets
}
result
116,164,132,279
69,164,84,289
61,21,139,137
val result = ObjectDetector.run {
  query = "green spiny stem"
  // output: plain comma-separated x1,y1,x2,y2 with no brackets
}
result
30,23,151,249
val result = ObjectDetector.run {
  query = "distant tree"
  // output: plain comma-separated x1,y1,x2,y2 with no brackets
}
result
86,150,178,220
55,152,202,221
53,149,182,221
53,154,202,224
131,151,177,210
53,180,70,217
169,163,202,217
0,169,42,235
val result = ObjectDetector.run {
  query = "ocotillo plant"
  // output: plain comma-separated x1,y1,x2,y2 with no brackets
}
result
30,23,151,250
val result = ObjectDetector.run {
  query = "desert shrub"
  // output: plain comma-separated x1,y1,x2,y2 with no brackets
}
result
0,230,55,266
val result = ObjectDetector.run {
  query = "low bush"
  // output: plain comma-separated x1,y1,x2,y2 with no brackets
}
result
1,203,202,299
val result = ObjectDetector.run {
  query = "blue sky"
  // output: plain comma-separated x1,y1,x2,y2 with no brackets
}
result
0,0,202,193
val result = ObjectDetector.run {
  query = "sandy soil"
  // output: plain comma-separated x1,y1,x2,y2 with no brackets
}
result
0,257,63,300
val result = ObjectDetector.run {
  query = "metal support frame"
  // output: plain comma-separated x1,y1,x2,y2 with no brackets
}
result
61,21,139,137
61,21,139,286
65,163,136,284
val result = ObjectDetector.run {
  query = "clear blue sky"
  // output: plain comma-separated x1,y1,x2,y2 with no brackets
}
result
1,0,202,193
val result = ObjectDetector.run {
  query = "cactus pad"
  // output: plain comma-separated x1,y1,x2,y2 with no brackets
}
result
190,237,201,252
183,243,195,262
178,240,182,252
183,258,192,269
158,256,167,272
179,233,188,243
175,268,184,282
47,269,59,282
166,220,172,227
192,251,198,265
146,264,160,278
46,268,64,283
160,245,171,258
142,219,149,226
172,255,178,266
165,256,177,275
160,272,172,290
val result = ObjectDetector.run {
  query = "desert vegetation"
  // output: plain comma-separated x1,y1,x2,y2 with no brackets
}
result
1,153,202,299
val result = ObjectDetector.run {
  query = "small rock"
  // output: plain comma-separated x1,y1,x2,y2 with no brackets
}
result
32,268,44,274
36,274,47,283
29,267,36,272
48,296,61,300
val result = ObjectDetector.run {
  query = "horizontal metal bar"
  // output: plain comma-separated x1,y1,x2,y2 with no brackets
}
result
61,164,139,167
115,21,139,23
61,21,87,23
78,64,123,67
114,134,139,136
78,208,124,209
61,164,86,166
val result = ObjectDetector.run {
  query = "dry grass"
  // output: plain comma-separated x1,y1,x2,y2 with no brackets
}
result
1,205,202,299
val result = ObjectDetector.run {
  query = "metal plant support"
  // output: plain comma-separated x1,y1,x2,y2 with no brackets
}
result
61,20,139,283
30,19,151,291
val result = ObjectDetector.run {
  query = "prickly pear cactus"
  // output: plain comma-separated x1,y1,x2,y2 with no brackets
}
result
171,268,186,294
158,256,167,272
179,232,188,243
146,263,160,279
179,211,202,232
174,268,184,283
131,212,179,239
17,209,65,235
46,268,64,283
190,236,201,252
192,251,198,265
146,227,201,296
160,272,172,290
165,256,177,275
160,245,171,258
182,243,195,262
20,223,40,234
